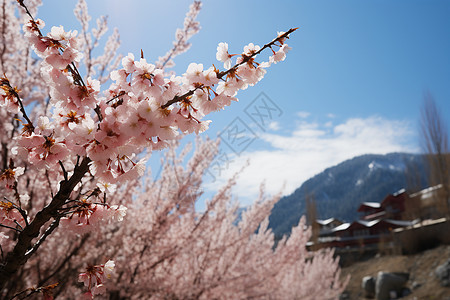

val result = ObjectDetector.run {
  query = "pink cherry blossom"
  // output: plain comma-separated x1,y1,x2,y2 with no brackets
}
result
96,181,117,194
216,42,232,69
0,201,25,228
270,44,292,64
185,62,205,85
243,42,261,56
121,53,136,73
0,167,24,188
103,260,115,279
78,260,115,298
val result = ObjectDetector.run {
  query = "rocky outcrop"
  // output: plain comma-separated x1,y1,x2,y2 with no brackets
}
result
376,271,409,300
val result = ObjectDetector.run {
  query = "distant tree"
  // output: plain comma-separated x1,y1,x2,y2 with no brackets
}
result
420,93,450,216
404,158,425,194
305,193,319,250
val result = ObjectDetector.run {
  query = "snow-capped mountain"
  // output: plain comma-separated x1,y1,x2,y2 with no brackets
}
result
268,153,428,239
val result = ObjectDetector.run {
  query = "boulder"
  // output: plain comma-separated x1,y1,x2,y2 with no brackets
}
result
362,276,376,298
435,258,450,287
375,271,409,300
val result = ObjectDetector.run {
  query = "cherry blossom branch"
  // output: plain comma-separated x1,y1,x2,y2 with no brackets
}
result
75,0,121,83
161,27,297,109
10,282,58,300
161,89,196,109
155,1,202,70
10,287,33,300
217,27,298,79
17,2,109,128
106,90,126,104
68,62,86,88
0,76,35,133
16,0,42,35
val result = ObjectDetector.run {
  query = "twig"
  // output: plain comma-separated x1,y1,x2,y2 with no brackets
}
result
106,90,126,104
13,220,24,231
58,161,68,182
2,198,29,227
0,223,21,232
45,170,54,199
157,1,202,69
0,77,35,133
10,282,59,300
16,1,41,35
15,207,29,227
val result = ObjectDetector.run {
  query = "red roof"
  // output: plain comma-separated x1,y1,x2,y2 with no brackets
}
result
357,202,382,212
381,188,407,206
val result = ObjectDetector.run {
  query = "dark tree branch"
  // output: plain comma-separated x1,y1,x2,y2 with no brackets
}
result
0,157,91,288
24,218,60,258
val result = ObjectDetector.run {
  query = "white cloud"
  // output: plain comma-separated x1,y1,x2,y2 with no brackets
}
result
205,116,418,206
268,121,280,131
296,111,311,118
324,121,333,127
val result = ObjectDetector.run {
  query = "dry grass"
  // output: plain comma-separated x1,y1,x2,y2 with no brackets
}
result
340,245,450,299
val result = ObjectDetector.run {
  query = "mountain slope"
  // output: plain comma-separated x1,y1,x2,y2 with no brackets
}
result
269,153,428,239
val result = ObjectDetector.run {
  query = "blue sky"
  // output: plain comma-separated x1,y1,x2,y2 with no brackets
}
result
38,1,450,205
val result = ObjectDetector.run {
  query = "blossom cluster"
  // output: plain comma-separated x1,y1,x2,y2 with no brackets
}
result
60,199,127,234
0,166,24,189
12,15,294,185
0,76,21,113
0,201,25,229
78,260,115,298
